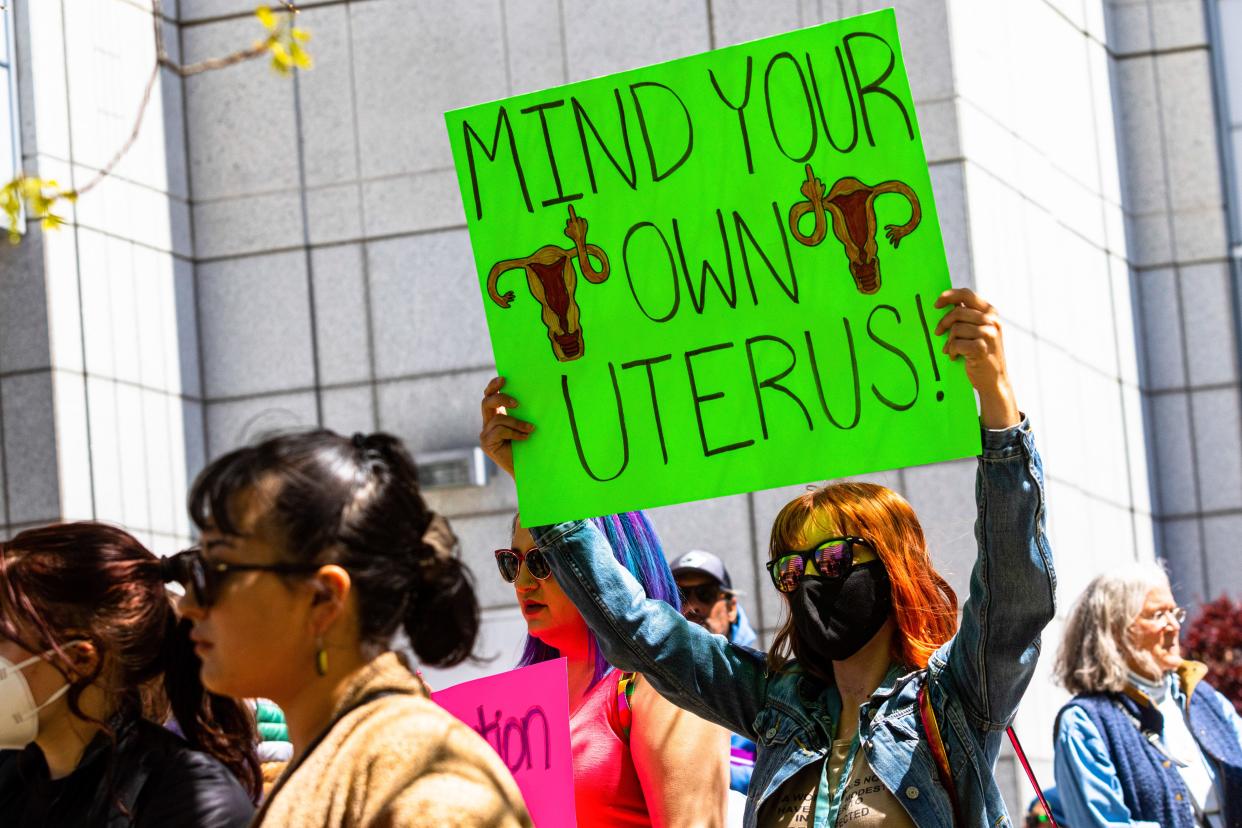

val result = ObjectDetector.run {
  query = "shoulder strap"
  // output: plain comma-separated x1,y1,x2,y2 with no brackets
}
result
616,672,637,741
917,683,964,827
1007,726,1061,828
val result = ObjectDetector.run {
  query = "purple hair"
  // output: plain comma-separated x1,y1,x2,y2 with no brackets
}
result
517,511,680,689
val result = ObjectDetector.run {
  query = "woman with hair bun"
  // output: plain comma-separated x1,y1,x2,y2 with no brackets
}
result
173,429,531,828
0,521,259,827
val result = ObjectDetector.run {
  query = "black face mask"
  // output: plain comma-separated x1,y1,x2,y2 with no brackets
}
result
789,560,892,663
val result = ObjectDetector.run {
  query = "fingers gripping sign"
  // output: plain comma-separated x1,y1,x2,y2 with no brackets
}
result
933,289,1019,430
480,376,535,478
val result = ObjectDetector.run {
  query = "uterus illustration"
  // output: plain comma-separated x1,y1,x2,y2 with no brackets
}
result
787,164,922,295
486,206,610,362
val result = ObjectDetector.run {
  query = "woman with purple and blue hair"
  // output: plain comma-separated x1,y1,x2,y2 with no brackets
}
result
495,505,730,828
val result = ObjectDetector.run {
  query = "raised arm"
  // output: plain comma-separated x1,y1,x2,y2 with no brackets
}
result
529,517,769,738
479,377,770,737
931,289,1056,729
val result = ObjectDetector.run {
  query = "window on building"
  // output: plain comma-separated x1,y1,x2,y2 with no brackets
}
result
0,1,21,240
1210,0,1242,253
0,1,22,240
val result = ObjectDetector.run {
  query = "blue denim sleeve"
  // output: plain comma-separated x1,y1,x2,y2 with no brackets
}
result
1054,706,1161,828
939,417,1057,731
530,519,770,739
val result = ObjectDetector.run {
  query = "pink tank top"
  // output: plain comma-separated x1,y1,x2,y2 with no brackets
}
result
570,668,651,827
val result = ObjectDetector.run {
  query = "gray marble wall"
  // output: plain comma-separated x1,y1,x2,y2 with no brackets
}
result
3,0,1239,815
0,0,198,554
1111,0,1242,607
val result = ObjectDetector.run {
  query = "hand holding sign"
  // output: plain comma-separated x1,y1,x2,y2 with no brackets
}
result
480,376,531,478
933,288,1019,430
482,290,1018,477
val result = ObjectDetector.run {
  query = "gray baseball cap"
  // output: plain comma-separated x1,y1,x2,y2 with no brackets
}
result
669,549,737,593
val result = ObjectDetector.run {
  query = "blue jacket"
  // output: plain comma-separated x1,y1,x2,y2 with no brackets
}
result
532,418,1055,827
731,603,758,650
729,604,758,794
1055,664,1242,828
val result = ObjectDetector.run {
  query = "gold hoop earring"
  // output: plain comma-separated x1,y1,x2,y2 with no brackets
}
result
315,637,328,677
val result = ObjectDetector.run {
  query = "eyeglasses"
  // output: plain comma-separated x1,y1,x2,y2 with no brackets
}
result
494,547,552,583
1025,815,1051,827
1137,606,1187,626
162,547,321,609
677,582,725,606
765,536,871,593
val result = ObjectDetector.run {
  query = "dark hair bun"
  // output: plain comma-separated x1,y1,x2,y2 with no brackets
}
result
188,430,481,667
406,550,479,667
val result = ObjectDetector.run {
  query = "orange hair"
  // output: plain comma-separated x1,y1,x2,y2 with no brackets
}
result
767,482,958,683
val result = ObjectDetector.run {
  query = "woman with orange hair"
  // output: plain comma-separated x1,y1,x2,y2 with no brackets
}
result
480,288,1056,827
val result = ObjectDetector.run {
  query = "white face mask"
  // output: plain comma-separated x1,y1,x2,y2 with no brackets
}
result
0,644,81,750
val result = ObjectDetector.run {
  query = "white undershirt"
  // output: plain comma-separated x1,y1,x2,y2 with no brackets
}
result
1130,671,1220,824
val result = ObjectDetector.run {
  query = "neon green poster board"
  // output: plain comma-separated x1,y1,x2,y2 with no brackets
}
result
446,9,981,525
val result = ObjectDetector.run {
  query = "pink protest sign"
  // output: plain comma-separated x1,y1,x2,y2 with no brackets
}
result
433,658,576,828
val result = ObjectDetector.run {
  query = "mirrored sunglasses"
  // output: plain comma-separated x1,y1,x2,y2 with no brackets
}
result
765,536,871,593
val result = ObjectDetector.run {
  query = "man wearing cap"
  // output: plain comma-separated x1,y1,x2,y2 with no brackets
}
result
668,549,759,646
668,550,759,796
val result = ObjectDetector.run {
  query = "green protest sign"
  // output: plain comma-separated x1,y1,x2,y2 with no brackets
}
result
446,9,981,525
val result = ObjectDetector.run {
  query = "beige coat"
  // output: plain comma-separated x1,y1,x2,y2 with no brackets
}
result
253,652,532,828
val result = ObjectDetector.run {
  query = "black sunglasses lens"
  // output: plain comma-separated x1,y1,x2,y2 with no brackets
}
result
526,549,552,580
496,551,521,583
678,584,716,604
814,540,852,578
188,555,213,607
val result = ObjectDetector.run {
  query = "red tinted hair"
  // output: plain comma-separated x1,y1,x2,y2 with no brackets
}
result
767,483,958,683
0,522,259,800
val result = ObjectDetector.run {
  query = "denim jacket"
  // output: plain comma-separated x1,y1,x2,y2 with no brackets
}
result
531,418,1055,827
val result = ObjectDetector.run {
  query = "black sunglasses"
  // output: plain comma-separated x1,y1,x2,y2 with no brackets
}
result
162,547,321,609
495,547,552,583
765,536,871,593
678,582,726,606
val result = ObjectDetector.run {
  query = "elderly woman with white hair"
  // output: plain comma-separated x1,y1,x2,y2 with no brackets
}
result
1052,564,1242,828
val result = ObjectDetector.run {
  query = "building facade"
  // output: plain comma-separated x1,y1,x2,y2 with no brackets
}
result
1,0,1239,812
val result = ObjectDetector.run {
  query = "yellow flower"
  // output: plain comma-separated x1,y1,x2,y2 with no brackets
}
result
256,5,312,75
0,176,76,244
256,5,277,30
